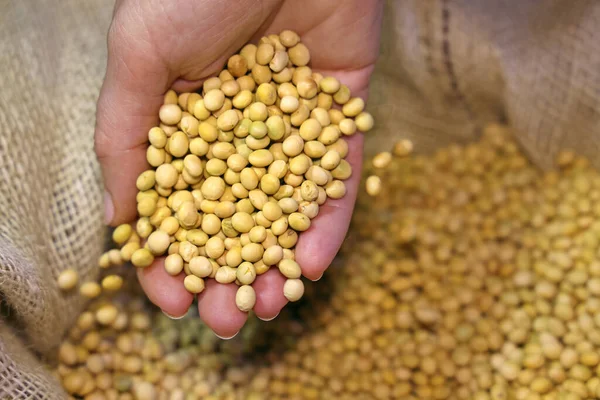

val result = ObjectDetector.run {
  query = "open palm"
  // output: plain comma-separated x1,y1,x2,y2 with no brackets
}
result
95,0,383,338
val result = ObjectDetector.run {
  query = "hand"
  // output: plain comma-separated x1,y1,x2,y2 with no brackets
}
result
95,0,383,338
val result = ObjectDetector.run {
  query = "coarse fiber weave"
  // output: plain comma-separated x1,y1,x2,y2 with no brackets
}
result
1,0,600,398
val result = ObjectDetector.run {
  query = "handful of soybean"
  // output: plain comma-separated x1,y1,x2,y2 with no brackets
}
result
62,30,374,313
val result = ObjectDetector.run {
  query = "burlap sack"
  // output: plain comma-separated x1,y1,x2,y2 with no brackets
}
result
369,0,600,168
2,0,600,397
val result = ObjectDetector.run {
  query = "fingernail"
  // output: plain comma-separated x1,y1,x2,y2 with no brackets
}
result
215,331,239,340
259,312,280,322
104,191,114,225
311,273,324,282
162,310,186,320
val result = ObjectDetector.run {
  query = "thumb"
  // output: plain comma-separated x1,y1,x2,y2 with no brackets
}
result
94,19,169,226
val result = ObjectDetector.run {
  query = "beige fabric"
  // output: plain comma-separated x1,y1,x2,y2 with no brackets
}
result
368,0,600,168
1,0,600,397
0,1,111,397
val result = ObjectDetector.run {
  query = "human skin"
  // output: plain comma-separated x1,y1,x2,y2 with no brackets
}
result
95,0,384,338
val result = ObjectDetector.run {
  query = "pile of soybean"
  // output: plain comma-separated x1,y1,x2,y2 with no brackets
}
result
57,124,600,400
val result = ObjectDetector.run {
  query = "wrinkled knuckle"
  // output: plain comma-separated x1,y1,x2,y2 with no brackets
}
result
107,16,124,53
107,4,138,55
93,128,113,161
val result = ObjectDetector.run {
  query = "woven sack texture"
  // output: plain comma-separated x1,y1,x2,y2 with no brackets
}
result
1,0,600,397
0,1,111,397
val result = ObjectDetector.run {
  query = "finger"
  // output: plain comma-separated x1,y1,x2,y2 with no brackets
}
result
197,280,248,339
252,268,288,320
295,133,364,281
136,258,194,318
95,15,170,226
